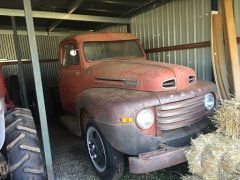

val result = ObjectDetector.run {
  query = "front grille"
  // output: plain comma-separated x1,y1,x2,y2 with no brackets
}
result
161,79,176,88
156,95,208,131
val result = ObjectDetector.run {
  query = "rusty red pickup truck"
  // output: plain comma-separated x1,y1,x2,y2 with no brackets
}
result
58,32,219,179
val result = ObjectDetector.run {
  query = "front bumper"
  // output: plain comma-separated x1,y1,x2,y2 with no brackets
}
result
129,146,187,174
96,117,212,155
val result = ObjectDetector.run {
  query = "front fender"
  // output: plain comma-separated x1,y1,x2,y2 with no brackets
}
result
76,88,159,124
76,87,215,155
75,88,160,149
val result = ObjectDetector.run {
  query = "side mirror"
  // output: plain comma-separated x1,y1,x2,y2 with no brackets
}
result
70,49,78,56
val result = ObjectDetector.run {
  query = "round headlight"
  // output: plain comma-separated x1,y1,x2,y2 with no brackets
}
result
204,93,215,110
136,109,154,129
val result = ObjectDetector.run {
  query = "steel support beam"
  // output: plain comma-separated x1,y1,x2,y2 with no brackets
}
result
102,0,140,6
48,0,84,32
11,17,28,108
22,0,54,179
121,0,173,17
0,8,130,24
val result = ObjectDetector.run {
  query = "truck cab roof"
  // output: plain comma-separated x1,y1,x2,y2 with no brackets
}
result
63,32,139,43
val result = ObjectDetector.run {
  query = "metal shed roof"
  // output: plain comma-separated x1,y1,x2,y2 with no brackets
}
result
0,0,171,31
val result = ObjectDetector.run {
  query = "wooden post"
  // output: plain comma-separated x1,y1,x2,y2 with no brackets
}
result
222,0,240,97
211,13,231,99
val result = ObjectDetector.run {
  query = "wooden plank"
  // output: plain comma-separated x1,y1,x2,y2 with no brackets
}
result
144,37,240,54
145,41,210,53
222,0,240,97
211,13,231,100
211,14,230,99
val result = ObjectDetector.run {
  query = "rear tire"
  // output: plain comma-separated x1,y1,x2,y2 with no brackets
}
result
86,122,124,180
4,108,46,180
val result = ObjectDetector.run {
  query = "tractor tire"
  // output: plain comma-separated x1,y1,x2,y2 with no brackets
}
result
4,108,46,180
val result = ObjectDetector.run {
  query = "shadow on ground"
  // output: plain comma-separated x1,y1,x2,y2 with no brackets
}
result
47,119,189,180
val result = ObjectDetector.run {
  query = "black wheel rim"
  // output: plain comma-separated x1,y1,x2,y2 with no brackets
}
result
87,126,106,172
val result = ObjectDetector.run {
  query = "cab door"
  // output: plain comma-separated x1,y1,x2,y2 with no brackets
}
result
59,43,82,114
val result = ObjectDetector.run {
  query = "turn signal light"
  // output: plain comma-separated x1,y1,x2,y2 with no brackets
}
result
121,117,133,123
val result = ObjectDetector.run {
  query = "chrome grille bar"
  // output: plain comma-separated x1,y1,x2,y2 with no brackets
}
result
157,95,208,131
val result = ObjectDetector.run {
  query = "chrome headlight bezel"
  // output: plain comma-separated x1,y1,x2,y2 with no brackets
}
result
204,93,215,110
136,108,154,129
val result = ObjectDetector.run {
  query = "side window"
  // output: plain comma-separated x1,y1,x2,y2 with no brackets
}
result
62,44,80,66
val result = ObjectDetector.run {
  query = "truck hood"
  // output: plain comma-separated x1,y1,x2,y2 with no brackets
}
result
84,59,196,92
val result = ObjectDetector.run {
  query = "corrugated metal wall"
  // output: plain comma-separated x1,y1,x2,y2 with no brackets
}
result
100,25,127,33
0,30,86,60
234,0,240,37
0,30,82,87
5,0,240,86
233,0,240,58
100,0,213,81
2,62,59,88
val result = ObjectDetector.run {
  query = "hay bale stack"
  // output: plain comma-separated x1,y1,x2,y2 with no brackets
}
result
185,133,240,179
221,149,240,175
184,134,216,176
181,175,202,180
184,98,240,179
212,98,240,139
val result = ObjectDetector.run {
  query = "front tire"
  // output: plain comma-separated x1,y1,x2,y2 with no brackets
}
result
86,122,124,180
4,108,46,180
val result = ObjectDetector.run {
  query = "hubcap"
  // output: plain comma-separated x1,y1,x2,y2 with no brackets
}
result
87,126,106,172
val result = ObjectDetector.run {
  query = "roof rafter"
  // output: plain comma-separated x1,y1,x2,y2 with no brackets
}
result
0,8,130,24
48,0,85,32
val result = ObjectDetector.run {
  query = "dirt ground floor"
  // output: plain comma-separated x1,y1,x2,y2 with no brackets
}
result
42,118,189,180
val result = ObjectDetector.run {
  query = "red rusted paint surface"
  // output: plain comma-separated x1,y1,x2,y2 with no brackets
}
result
75,81,217,155
129,147,187,174
58,32,219,173
59,33,195,113
64,32,139,43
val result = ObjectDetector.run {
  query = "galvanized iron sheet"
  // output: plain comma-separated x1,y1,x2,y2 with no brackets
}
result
2,62,59,88
100,0,213,81
0,31,74,86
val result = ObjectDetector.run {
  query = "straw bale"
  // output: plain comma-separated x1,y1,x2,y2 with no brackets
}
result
185,133,240,179
181,175,202,180
185,133,217,176
212,98,240,139
185,98,240,179
200,145,220,180
221,149,240,175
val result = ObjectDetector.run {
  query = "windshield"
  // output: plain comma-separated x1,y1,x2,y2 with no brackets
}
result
83,40,144,61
